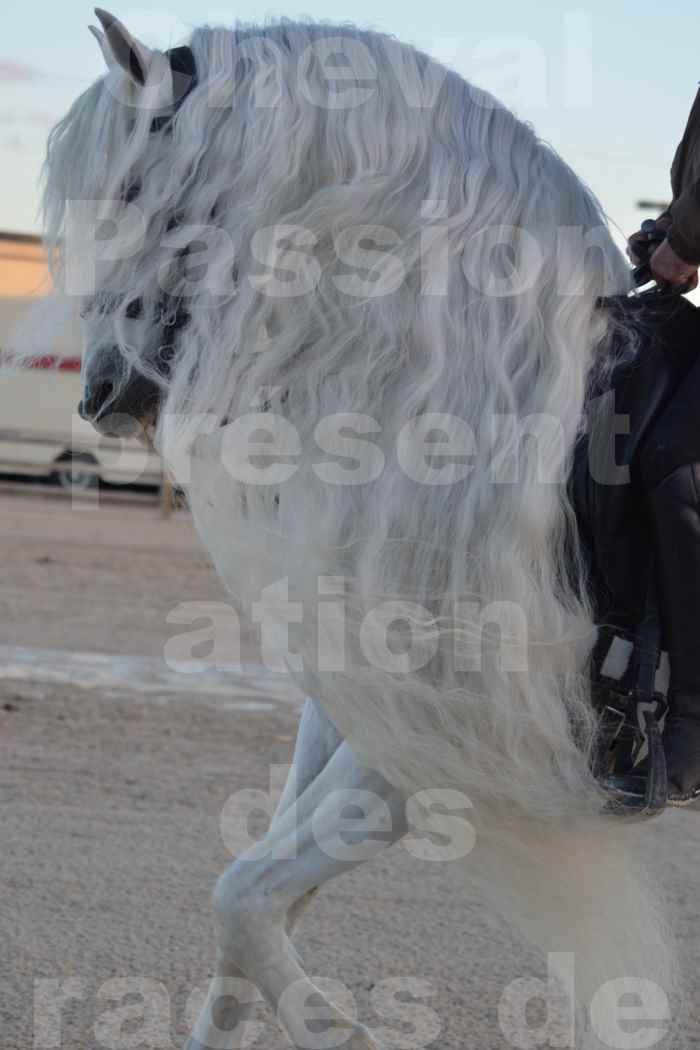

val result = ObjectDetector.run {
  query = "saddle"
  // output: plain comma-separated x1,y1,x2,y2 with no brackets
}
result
572,282,700,817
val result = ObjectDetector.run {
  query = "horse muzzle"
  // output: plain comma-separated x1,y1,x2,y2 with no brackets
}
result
79,344,161,438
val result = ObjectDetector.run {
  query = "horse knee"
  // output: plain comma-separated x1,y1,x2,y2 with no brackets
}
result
213,854,285,931
212,855,292,974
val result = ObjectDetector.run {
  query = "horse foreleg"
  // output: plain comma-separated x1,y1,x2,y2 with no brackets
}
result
214,741,407,1049
274,697,346,945
187,719,406,1049
185,698,341,1049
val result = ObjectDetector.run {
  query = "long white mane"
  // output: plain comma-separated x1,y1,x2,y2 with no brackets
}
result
44,20,680,1040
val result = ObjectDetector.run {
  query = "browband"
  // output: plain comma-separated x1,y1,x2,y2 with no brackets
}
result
150,45,197,132
167,45,197,105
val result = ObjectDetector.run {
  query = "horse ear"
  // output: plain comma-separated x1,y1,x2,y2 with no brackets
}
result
93,8,153,85
88,25,116,70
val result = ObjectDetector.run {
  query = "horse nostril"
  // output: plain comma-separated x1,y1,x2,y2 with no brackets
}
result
84,380,115,420
95,380,114,414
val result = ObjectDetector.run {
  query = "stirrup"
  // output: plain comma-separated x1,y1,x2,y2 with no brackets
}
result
668,786,700,809
591,685,668,819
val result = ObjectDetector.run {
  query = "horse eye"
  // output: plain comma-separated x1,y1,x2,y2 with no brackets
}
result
124,180,141,203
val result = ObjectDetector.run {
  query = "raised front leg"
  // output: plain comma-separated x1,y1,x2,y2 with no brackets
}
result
186,698,341,1048
186,703,406,1050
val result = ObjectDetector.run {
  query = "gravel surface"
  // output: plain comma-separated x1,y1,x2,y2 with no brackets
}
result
2,491,700,1050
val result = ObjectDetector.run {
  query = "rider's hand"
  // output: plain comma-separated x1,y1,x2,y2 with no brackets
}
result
650,237,699,290
626,215,672,264
626,230,648,264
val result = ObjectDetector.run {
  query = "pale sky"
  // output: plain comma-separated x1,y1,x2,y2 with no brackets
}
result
1,0,697,245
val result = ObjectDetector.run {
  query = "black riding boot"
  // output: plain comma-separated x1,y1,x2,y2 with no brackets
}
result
664,691,700,804
644,451,700,806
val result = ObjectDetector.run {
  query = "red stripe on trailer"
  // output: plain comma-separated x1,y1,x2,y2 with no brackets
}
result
26,356,82,372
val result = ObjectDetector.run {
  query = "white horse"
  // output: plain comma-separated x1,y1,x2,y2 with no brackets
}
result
42,11,679,1049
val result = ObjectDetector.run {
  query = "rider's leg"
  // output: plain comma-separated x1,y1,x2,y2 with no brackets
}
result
648,461,700,802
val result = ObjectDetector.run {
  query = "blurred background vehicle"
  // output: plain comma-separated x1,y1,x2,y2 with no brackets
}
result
0,230,162,495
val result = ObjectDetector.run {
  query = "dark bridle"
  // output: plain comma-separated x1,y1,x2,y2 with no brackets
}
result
79,45,197,433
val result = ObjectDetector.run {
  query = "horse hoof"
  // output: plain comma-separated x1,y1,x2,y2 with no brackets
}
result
291,1021,380,1050
183,1000,249,1050
343,1024,383,1050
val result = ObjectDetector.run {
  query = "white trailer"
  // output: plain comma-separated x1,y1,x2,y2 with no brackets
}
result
0,294,162,491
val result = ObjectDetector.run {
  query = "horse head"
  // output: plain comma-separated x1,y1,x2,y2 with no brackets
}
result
76,9,194,437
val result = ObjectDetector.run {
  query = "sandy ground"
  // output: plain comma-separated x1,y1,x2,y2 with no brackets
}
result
2,489,700,1050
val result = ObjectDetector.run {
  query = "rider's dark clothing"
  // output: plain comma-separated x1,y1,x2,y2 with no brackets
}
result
660,86,700,265
641,333,700,799
573,295,700,803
